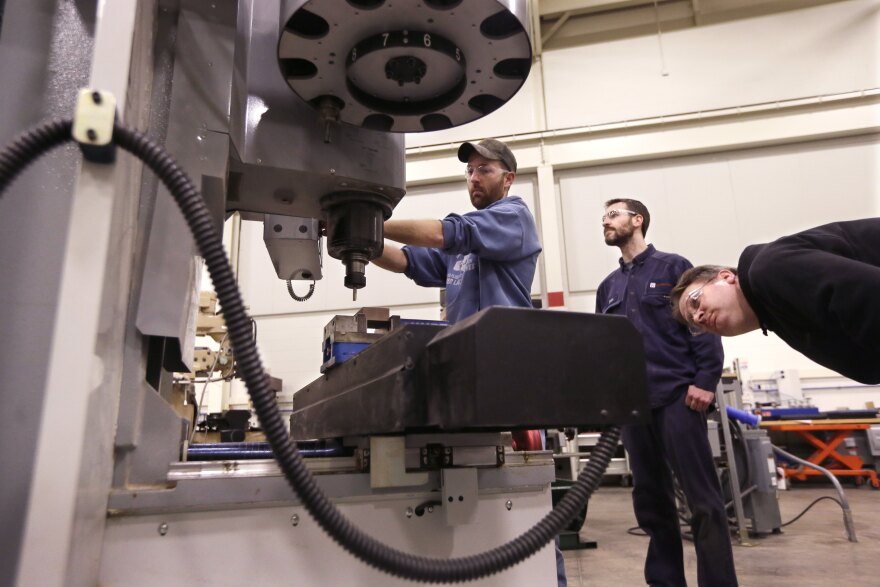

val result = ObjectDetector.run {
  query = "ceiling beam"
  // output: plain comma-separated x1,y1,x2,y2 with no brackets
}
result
539,0,654,20
538,0,848,51
542,11,573,46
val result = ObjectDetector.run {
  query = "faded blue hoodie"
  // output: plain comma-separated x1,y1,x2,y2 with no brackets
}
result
402,196,542,324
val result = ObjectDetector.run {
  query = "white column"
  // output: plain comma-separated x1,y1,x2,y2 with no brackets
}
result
535,163,568,308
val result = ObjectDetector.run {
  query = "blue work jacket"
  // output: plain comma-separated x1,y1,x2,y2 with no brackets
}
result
595,244,723,408
403,196,541,324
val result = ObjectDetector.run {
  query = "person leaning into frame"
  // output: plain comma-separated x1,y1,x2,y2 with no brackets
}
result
670,217,880,384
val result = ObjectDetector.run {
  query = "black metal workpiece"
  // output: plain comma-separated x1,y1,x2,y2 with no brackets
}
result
291,307,648,439
291,322,446,439
425,307,648,429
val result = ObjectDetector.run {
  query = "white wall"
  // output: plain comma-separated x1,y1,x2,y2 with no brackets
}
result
559,133,880,295
541,0,880,129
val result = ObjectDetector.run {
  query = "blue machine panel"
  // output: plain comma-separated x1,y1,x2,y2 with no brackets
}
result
758,407,820,420
322,341,370,372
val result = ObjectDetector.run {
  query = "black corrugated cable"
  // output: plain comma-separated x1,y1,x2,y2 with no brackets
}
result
0,117,621,583
286,278,315,301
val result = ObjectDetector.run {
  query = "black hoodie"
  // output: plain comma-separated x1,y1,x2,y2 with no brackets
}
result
737,218,880,384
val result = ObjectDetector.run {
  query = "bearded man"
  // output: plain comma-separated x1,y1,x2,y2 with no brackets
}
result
373,138,541,324
596,198,738,587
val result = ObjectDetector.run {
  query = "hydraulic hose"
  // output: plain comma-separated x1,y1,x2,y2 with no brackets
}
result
772,445,857,542
0,117,621,583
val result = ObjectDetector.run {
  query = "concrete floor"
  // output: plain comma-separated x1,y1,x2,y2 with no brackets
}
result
563,485,880,586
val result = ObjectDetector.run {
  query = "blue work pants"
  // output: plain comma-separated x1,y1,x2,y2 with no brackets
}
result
622,397,738,587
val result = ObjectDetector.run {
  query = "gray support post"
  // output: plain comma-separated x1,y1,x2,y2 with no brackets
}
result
715,383,751,545
12,2,143,586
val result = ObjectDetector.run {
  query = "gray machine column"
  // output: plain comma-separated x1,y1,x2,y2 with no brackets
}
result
1,2,151,586
0,3,99,586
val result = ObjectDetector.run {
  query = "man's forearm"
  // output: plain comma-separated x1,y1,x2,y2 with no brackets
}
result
384,219,444,248
372,243,408,273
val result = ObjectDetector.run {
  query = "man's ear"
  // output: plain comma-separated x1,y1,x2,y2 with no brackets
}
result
504,171,515,190
719,268,737,284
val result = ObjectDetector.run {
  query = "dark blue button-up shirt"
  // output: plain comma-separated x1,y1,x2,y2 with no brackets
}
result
596,245,723,408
